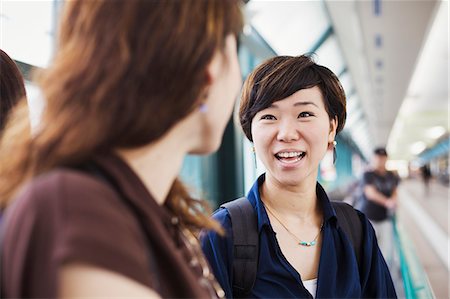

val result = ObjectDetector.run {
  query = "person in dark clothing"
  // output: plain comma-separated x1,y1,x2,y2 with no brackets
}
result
201,55,396,298
420,164,432,195
0,1,243,298
359,147,400,264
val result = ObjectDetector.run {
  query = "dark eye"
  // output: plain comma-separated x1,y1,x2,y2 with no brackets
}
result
261,114,276,120
298,112,313,118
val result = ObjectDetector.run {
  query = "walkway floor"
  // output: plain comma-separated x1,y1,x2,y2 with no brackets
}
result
397,178,449,299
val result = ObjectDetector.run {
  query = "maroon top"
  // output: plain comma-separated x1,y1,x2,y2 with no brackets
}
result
1,153,220,298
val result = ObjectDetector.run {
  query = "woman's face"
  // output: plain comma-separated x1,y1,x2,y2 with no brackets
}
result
193,35,242,154
251,86,337,187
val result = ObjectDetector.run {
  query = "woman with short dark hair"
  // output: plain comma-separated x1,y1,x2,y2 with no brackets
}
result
202,55,396,298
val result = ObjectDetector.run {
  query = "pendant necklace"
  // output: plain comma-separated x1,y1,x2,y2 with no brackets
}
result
264,202,323,247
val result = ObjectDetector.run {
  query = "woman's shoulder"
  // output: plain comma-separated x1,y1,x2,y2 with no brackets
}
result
2,168,153,294
12,168,116,205
4,167,143,243
5,169,116,221
11,167,144,239
211,206,232,228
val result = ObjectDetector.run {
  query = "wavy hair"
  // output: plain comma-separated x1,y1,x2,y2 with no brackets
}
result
0,0,243,232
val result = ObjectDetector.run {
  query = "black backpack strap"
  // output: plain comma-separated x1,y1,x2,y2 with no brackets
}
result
332,201,363,267
220,197,258,298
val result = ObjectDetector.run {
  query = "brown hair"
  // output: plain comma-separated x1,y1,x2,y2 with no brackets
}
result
0,49,26,131
0,0,243,232
239,55,346,141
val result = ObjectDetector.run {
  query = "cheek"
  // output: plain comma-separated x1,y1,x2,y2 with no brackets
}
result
251,125,271,152
310,126,332,150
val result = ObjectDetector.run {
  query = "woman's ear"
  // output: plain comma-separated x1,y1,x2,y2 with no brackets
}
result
197,49,223,105
328,116,338,143
204,48,223,86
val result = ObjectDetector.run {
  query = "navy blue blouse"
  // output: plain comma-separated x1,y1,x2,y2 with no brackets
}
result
201,174,397,298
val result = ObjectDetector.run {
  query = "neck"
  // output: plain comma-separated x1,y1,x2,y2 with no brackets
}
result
116,131,189,205
261,173,320,221
375,167,387,174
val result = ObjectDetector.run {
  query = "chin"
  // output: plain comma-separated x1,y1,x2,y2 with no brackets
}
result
271,170,308,187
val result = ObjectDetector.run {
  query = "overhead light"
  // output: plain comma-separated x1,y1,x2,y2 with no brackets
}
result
427,126,446,139
410,141,427,155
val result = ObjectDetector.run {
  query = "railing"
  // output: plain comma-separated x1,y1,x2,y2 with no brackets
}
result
392,216,435,299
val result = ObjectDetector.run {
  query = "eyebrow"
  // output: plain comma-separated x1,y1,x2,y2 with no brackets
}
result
269,101,319,108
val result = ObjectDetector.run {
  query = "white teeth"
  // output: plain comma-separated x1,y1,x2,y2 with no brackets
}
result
277,151,304,158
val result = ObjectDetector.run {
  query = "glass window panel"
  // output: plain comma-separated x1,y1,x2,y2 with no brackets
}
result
339,72,353,96
314,35,345,75
346,94,360,115
1,0,56,67
247,0,330,55
25,82,45,130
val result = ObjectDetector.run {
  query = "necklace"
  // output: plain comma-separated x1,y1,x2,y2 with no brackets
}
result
264,203,323,247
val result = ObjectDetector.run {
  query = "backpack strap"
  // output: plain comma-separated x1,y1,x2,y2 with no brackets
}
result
222,198,363,297
220,197,258,298
331,201,363,267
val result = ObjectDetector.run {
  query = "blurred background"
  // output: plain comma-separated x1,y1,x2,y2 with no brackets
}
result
1,0,448,297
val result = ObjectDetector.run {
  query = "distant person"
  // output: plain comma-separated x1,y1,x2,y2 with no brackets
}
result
359,147,400,262
0,1,243,298
201,55,396,298
420,164,432,195
0,49,26,132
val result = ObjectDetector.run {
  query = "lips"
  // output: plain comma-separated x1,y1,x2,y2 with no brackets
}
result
274,150,306,163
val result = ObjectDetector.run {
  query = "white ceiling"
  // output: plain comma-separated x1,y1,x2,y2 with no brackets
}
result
388,0,449,161
327,0,447,161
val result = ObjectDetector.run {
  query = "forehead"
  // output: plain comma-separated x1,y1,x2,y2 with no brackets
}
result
264,86,325,110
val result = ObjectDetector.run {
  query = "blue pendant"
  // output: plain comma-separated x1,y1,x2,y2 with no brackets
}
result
299,241,316,246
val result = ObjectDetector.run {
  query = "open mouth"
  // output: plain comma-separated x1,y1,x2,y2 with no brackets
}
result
274,151,306,163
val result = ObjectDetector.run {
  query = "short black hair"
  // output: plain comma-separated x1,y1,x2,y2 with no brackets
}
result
239,55,346,142
374,147,388,156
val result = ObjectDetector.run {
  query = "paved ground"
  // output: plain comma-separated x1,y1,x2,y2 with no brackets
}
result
396,178,449,299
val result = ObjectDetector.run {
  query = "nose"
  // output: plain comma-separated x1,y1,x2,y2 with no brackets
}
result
276,119,300,142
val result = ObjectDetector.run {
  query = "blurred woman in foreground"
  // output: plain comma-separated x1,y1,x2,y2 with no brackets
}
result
0,1,243,298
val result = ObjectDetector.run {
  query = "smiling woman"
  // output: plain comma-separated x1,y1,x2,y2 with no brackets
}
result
201,55,397,299
251,86,337,188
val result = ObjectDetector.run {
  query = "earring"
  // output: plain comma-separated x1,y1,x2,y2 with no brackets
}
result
252,146,257,169
199,103,208,113
198,89,209,113
332,140,337,164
